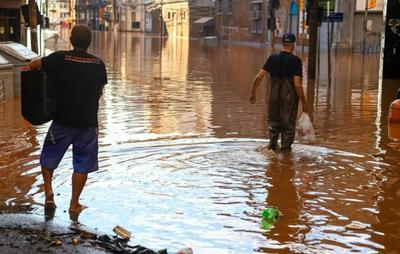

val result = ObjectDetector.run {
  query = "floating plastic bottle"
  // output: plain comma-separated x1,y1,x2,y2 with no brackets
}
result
261,208,280,230
261,208,280,220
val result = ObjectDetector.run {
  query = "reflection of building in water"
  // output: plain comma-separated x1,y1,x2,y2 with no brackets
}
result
92,33,213,137
93,32,161,142
144,37,213,134
315,53,381,153
211,45,268,138
0,99,40,212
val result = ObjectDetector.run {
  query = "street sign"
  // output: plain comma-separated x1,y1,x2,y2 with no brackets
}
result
318,0,335,11
322,12,343,22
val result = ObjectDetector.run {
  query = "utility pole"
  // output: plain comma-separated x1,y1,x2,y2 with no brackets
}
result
362,0,369,53
160,0,164,38
327,1,331,87
307,0,318,79
29,0,38,53
46,0,49,17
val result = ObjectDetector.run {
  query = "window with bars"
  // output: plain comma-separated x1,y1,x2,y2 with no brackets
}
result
227,0,233,13
251,19,262,34
218,0,223,14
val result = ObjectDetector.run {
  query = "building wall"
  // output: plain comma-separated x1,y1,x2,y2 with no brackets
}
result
353,12,383,52
215,0,266,43
188,0,214,38
119,3,143,31
0,0,24,9
148,0,213,38
0,0,25,43
162,1,190,38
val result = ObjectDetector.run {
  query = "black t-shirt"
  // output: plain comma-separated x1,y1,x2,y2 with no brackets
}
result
42,50,107,128
263,51,302,79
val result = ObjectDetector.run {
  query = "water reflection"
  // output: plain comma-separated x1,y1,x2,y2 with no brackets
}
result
259,152,301,253
0,32,399,253
0,99,44,212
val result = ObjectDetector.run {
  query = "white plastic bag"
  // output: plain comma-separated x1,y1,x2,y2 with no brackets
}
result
298,112,316,143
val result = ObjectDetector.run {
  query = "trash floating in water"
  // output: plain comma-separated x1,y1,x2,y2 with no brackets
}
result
177,247,194,254
72,238,79,245
261,207,281,230
113,225,132,240
261,208,280,220
345,221,369,230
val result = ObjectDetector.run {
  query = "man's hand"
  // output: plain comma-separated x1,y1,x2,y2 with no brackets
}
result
29,57,42,70
249,70,266,104
249,93,256,104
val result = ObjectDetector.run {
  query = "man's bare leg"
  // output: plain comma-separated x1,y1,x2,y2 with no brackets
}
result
69,172,88,212
42,167,56,208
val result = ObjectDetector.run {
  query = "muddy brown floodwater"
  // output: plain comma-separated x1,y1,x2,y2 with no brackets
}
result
0,32,399,254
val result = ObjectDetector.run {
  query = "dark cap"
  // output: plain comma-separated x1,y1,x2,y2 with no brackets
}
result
282,33,296,43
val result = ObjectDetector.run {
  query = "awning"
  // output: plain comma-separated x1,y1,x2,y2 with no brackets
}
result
194,17,214,26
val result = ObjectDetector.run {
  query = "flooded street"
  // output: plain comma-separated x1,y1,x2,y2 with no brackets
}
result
1,32,400,253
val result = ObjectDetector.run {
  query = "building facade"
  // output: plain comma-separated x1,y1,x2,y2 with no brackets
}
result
147,0,214,38
76,0,109,30
119,0,143,31
0,0,25,43
213,0,385,51
215,0,265,43
214,0,298,44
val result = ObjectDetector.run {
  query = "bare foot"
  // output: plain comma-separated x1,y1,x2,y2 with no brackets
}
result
44,192,57,209
69,203,88,213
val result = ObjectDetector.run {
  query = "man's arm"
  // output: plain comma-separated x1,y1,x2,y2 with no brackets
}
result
29,58,42,70
249,69,267,104
293,75,308,112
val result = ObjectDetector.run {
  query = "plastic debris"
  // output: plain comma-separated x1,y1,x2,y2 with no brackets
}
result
261,208,280,230
261,208,280,220
72,238,79,245
69,226,167,253
50,239,62,246
177,247,193,254
113,225,132,240
345,221,369,230
79,230,96,239
94,235,167,254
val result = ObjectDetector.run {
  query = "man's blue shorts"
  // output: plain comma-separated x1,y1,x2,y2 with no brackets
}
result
40,121,99,174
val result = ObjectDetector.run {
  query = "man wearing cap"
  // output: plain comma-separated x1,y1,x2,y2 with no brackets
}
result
249,33,308,152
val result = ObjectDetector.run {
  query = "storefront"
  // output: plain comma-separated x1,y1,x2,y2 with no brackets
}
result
0,0,24,43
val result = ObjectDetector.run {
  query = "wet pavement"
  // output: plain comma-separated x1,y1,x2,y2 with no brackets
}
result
1,31,400,253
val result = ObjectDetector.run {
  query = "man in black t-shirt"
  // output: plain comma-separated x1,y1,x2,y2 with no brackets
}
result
249,34,308,152
29,25,107,214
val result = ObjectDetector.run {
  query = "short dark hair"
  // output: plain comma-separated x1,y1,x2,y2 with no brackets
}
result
70,25,92,49
283,42,294,48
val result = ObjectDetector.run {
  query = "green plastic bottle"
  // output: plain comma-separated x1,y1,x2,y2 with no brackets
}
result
261,208,280,220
